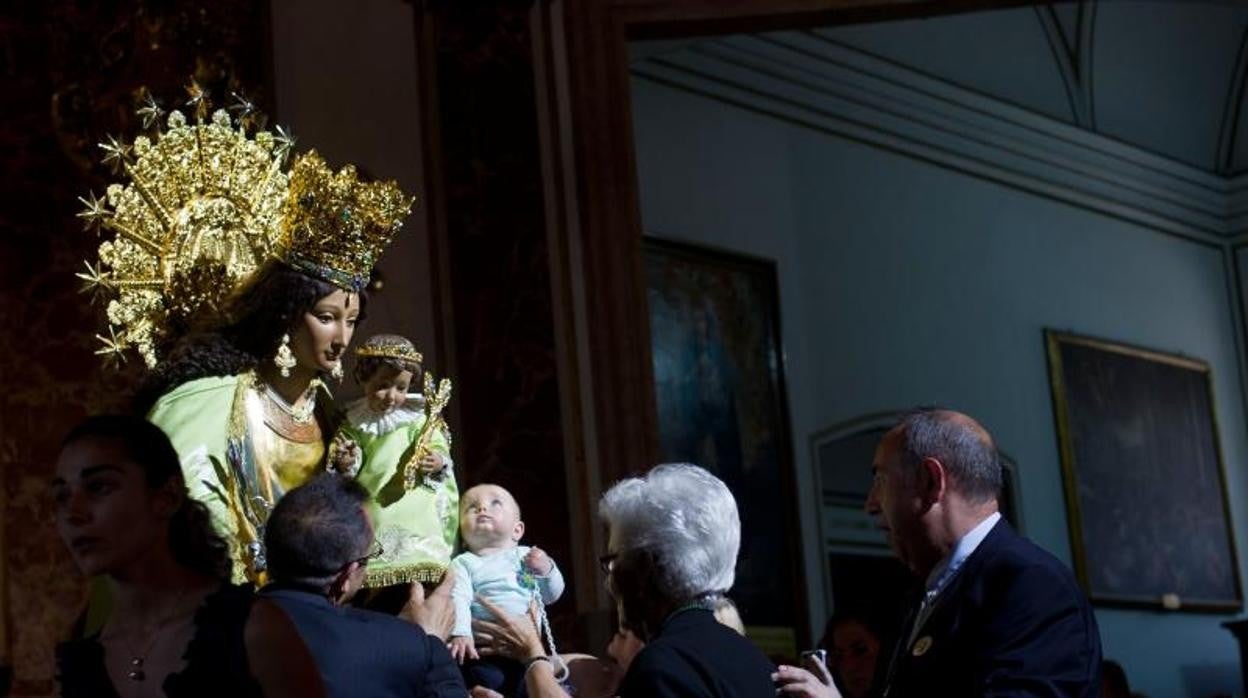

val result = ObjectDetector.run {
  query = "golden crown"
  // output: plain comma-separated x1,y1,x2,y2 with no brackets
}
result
355,334,423,365
77,85,414,367
280,152,413,292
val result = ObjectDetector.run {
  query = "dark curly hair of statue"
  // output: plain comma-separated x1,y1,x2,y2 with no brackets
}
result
133,261,368,413
61,415,231,582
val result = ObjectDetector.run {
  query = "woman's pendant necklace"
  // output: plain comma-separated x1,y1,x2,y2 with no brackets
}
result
115,588,191,682
127,654,149,682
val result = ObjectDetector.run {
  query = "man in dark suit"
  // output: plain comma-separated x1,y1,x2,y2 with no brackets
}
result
869,408,1101,697
260,474,465,698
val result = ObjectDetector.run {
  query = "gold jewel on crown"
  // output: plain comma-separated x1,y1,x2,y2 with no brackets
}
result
76,84,415,368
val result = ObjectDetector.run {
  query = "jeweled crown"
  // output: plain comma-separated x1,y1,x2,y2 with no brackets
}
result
280,152,413,293
355,334,423,365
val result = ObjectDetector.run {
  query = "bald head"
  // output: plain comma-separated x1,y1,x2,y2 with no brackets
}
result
889,408,1002,503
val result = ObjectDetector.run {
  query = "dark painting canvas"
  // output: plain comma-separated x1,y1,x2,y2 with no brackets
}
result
644,238,804,651
1046,331,1242,611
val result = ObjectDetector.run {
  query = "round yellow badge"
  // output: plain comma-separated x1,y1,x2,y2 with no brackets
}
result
912,636,933,657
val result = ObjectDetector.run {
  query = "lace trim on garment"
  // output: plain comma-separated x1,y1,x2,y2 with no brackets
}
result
363,562,449,587
345,400,423,436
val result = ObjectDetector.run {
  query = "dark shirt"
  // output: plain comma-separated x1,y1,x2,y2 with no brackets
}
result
618,607,775,697
56,583,262,698
882,520,1102,697
262,583,465,698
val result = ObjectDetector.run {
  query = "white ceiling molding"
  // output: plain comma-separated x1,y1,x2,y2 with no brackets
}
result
632,31,1248,243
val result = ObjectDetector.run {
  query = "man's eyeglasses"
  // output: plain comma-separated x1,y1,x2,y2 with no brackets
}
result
599,553,618,575
355,540,385,567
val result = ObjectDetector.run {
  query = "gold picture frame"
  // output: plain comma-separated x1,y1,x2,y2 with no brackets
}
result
1045,330,1242,612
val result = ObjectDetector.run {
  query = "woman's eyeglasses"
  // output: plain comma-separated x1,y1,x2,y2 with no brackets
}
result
599,553,618,574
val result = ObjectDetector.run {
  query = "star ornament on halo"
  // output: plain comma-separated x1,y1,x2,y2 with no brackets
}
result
75,261,113,302
136,92,165,130
184,80,210,120
273,124,296,163
94,327,129,369
99,136,132,175
229,91,256,119
229,91,264,132
76,191,111,233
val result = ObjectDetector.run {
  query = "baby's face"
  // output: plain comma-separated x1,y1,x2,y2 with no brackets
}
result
363,364,414,414
460,484,523,551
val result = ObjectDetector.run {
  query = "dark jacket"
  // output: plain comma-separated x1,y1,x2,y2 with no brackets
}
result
882,520,1102,697
618,607,775,697
262,584,465,698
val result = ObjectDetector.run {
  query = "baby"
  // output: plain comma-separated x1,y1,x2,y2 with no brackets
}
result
331,334,458,590
450,484,564,693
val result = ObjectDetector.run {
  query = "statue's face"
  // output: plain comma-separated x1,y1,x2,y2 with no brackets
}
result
52,438,174,577
291,289,359,376
363,365,413,414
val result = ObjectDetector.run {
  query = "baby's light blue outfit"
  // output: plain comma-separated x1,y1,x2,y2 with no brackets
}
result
449,546,564,638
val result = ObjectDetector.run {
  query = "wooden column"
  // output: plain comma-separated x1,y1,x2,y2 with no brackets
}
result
419,0,603,644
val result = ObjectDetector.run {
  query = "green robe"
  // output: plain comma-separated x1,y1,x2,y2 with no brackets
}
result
338,404,459,586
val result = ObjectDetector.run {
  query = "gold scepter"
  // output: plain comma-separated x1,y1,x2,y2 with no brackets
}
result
402,371,453,490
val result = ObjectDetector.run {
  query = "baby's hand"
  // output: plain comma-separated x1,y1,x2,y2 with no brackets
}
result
448,635,478,664
417,452,445,475
523,547,553,576
329,435,361,476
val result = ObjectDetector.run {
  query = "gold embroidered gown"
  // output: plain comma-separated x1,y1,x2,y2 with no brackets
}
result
148,369,335,583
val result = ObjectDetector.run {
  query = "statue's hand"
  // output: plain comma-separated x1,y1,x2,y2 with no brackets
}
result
329,434,362,476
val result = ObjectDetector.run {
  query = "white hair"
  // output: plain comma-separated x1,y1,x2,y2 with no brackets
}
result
598,463,740,600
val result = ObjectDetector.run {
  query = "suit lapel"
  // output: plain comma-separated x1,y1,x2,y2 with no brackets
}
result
882,518,1014,696
911,518,1012,637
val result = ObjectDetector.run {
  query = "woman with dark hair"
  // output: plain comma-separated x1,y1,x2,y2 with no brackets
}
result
819,614,882,698
53,415,323,697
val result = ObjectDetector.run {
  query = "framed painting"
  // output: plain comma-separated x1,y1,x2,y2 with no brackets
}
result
643,237,807,655
1045,330,1243,611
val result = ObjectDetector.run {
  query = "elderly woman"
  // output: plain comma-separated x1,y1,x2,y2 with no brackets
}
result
597,463,774,695
473,463,783,697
